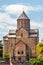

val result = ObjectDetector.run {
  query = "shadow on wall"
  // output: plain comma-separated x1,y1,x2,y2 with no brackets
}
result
26,45,32,60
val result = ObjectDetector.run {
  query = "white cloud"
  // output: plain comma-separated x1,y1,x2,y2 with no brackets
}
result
4,4,43,15
5,4,29,15
6,25,17,30
0,23,17,30
0,4,43,24
30,20,43,29
0,4,43,32
0,11,43,30
0,12,17,24
0,31,7,35
0,4,43,15
0,25,5,29
0,12,17,30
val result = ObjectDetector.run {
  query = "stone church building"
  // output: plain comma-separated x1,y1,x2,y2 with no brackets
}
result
3,11,39,61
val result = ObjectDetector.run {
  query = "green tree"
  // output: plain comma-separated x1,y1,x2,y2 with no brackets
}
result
29,58,43,65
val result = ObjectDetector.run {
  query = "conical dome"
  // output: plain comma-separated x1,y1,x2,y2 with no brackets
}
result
18,11,29,19
17,11,30,30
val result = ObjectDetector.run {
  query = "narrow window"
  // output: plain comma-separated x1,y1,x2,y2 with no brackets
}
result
21,51,24,54
21,33,23,37
18,51,20,54
18,57,21,61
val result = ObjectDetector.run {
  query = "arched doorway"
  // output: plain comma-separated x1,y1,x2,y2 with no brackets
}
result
18,57,21,61
26,54,29,60
14,40,27,61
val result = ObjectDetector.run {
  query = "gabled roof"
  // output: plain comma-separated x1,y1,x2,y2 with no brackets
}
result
18,11,29,19
15,40,27,45
16,26,28,32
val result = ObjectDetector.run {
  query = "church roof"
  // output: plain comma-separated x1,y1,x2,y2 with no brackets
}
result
18,11,29,19
9,30,16,35
16,26,28,32
15,40,27,46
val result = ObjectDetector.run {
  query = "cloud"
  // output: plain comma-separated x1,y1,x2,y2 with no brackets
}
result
0,4,43,23
30,20,43,28
0,4,43,30
5,4,29,15
0,12,17,24
0,23,17,30
6,25,17,30
0,4,43,14
0,31,7,35
30,20,43,41
0,12,17,30
4,4,43,14
0,4,43,24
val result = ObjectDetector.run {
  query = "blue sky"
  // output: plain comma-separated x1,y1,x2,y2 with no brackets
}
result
0,0,43,42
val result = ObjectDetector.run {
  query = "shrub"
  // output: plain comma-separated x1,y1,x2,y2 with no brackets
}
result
3,53,10,62
39,44,43,47
3,53,10,58
29,58,43,65
29,58,37,65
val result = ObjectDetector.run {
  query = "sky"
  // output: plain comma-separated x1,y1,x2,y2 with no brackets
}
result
0,0,43,42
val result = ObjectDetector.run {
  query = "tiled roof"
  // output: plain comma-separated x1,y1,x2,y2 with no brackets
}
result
18,11,29,19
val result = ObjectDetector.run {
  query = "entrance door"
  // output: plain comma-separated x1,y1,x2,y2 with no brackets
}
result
18,57,21,61
27,55,29,60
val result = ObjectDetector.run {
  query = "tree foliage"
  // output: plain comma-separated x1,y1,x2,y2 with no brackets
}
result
3,53,10,58
29,58,43,65
36,40,43,58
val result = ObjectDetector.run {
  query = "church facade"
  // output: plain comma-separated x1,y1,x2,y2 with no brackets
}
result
3,11,39,61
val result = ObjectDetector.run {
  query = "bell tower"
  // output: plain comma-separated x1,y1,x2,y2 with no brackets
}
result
17,11,30,30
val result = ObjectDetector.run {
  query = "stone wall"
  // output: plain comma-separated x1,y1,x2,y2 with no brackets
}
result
0,62,29,65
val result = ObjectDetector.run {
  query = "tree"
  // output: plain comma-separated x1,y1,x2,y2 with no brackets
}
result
3,53,10,62
29,58,43,65
36,40,43,58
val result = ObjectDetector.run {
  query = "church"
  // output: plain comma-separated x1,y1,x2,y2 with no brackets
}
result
3,11,39,61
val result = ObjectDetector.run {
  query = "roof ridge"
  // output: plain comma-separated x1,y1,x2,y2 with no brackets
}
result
18,11,29,19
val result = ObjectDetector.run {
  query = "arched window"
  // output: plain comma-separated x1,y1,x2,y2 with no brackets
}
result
21,51,24,54
18,51,20,54
21,33,23,37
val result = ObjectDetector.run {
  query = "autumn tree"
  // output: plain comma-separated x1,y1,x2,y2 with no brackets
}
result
36,40,43,58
